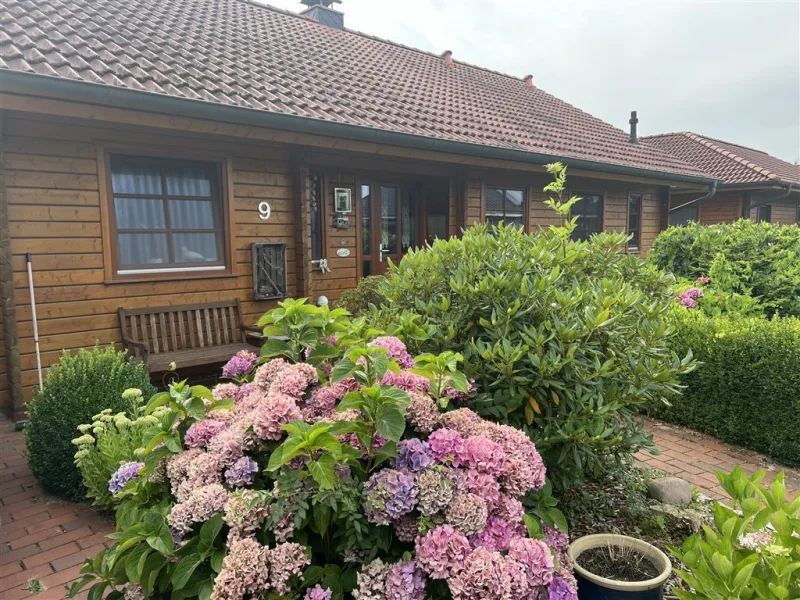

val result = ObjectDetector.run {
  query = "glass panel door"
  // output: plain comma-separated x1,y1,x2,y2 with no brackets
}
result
365,182,418,276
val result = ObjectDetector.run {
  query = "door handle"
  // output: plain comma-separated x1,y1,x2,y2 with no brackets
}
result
379,245,388,262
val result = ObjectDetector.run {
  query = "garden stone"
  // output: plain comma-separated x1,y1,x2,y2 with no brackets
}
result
650,503,705,534
647,477,693,506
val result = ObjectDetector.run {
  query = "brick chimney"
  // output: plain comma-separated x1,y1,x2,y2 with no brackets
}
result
301,0,344,30
523,74,533,88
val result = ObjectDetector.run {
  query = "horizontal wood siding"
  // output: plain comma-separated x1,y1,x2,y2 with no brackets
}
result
466,178,482,226
3,111,297,403
698,191,742,224
771,199,800,225
0,319,7,412
640,193,662,256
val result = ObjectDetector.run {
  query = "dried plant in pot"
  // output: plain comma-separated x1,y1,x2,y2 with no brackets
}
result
568,534,672,600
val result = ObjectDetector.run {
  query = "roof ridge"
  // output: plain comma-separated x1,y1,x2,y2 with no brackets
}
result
684,132,779,181
239,0,533,85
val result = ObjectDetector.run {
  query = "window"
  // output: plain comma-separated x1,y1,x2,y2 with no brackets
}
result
109,155,225,275
309,173,325,261
669,203,698,227
757,204,772,223
571,194,604,241
627,194,642,250
485,187,525,228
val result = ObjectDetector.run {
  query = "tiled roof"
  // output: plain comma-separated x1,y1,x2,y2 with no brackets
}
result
0,0,712,180
644,132,800,185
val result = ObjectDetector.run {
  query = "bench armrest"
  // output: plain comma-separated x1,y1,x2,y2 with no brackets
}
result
121,336,150,358
240,324,262,334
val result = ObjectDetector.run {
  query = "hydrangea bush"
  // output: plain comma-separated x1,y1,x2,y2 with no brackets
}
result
69,300,574,600
671,276,762,317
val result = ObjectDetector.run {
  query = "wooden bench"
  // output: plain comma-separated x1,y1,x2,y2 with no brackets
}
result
118,299,262,373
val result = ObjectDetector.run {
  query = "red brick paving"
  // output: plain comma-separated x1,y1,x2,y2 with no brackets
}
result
637,418,800,500
0,413,114,600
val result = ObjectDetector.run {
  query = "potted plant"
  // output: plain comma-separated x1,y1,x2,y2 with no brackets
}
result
568,533,672,600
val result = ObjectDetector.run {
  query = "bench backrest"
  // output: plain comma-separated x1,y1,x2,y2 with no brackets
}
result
119,300,246,358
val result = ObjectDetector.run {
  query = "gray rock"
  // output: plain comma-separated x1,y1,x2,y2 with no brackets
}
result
650,503,706,533
647,477,693,506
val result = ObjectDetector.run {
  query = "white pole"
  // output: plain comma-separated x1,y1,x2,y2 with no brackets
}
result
26,253,43,391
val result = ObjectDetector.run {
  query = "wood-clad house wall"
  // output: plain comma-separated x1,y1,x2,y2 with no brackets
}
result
769,199,800,225
2,111,298,406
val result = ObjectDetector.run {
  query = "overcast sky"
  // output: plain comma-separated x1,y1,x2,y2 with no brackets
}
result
267,0,800,163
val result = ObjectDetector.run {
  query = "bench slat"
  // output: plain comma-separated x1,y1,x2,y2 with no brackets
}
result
196,310,205,348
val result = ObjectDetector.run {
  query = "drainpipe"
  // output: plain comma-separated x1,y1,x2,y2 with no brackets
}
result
749,182,797,208
669,181,718,213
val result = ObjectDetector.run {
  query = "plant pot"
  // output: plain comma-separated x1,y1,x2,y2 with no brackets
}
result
568,534,672,600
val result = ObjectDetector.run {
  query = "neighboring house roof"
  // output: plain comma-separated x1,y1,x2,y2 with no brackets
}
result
644,132,800,186
0,0,714,182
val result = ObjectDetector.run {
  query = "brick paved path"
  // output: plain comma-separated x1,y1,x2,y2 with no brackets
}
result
637,418,800,500
0,413,113,600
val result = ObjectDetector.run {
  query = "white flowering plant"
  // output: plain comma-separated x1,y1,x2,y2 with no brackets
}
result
72,389,165,509
672,466,800,599
69,301,575,600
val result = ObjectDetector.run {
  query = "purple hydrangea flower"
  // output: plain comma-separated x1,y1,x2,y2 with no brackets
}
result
184,419,228,449
696,276,710,285
109,461,144,494
224,456,259,487
428,428,465,466
393,439,435,472
222,350,258,379
548,576,578,600
508,537,555,587
384,559,426,600
363,469,417,525
684,287,704,299
414,525,471,580
680,295,697,308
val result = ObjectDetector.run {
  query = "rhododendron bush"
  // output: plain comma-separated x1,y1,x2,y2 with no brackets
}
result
69,300,575,600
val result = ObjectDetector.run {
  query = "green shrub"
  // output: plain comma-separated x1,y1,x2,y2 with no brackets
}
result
335,275,387,317
671,277,763,317
72,389,164,509
24,345,156,500
371,165,695,488
648,219,800,317
654,309,800,466
672,467,800,599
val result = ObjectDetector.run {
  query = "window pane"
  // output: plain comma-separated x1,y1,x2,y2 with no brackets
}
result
486,215,503,227
758,205,771,223
486,188,504,211
111,163,162,195
427,214,448,243
173,233,220,263
506,214,524,229
669,204,698,226
401,187,417,253
118,233,169,266
381,186,398,253
361,185,371,255
165,166,213,197
168,199,216,230
505,189,524,208
114,197,166,229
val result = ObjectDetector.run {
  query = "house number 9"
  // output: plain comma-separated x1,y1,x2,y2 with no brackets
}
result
258,201,271,220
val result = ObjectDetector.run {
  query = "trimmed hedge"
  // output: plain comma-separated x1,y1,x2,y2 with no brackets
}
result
647,220,800,317
653,309,800,466
24,345,156,500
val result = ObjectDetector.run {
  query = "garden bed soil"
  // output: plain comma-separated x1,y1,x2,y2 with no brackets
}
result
577,545,661,582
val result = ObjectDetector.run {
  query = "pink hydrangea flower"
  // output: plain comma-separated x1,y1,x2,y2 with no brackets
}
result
213,382,240,402
252,395,302,441
268,542,310,595
168,484,229,534
696,276,710,285
460,435,507,475
406,391,440,433
448,547,527,599
210,537,269,600
304,584,333,600
369,336,414,368
253,358,291,390
680,295,697,308
184,419,228,449
428,428,466,466
507,536,555,587
415,525,471,580
381,370,432,393
384,559,426,600
470,516,520,552
269,363,318,398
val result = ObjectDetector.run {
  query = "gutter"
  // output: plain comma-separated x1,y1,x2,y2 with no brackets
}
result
0,70,718,187
749,182,798,208
670,181,717,212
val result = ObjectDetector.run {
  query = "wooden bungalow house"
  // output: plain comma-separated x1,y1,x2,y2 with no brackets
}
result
644,132,800,226
0,0,716,420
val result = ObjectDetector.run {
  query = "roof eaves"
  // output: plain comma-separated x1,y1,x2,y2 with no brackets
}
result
1,69,719,186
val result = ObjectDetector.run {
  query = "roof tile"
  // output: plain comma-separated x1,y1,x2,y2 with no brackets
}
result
644,132,800,185
0,0,712,180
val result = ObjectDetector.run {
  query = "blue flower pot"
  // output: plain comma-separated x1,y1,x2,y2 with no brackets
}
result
568,534,672,600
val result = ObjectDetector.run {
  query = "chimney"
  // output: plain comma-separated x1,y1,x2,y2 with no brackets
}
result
629,110,639,144
300,0,344,30
523,74,533,88
442,50,454,69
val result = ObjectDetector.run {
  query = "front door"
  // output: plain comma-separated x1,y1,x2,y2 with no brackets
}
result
360,182,419,277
